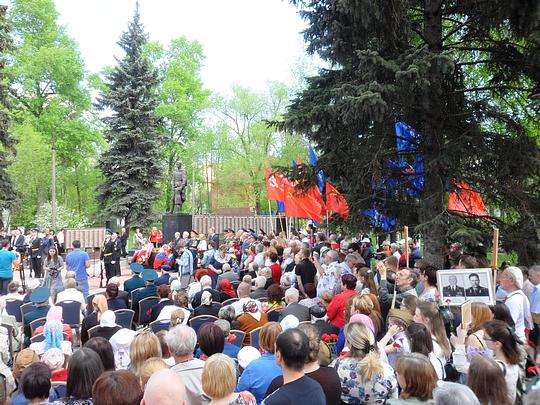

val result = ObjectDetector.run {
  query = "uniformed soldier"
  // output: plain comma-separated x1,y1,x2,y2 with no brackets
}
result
101,230,121,283
29,229,43,278
124,263,145,294
154,265,173,287
23,287,51,347
132,269,158,321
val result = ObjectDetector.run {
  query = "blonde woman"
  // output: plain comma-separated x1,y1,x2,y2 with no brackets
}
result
414,302,452,365
331,322,398,404
138,356,168,389
203,353,256,404
129,330,162,377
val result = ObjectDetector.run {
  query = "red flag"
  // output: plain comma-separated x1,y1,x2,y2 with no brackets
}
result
448,181,487,217
265,169,285,201
284,181,324,222
326,183,349,219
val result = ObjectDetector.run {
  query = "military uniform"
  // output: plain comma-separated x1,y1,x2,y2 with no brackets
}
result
124,275,145,294
29,237,43,278
154,273,171,287
132,270,159,322
465,286,490,297
101,238,121,282
23,287,51,347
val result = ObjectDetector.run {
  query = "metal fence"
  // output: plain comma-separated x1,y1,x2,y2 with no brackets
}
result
193,215,281,234
64,227,106,249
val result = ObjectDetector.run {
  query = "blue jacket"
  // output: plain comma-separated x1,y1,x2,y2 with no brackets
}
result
237,352,283,404
124,275,145,294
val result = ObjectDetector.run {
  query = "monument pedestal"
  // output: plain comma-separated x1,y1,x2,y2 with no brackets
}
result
162,213,193,244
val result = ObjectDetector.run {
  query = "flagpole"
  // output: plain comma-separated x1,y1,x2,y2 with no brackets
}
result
404,225,409,268
326,210,329,239
268,200,272,234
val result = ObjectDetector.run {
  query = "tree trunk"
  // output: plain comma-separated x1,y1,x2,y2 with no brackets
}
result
420,0,446,268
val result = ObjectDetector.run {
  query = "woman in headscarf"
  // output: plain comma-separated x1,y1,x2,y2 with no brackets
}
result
34,306,74,344
81,295,108,344
42,348,67,382
30,318,72,356
90,310,121,341
193,291,220,317
219,279,237,302
238,300,268,346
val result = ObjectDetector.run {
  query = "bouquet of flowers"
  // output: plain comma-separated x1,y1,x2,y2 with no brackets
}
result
321,333,339,357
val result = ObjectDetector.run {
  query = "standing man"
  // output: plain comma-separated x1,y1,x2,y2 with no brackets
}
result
101,231,121,283
294,248,317,298
499,266,533,341
29,229,43,278
528,265,540,346
0,239,19,295
65,240,91,299
119,227,129,258
209,227,219,247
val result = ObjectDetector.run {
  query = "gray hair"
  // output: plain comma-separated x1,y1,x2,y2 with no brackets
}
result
326,250,338,262
433,382,480,405
255,243,264,253
528,265,540,275
200,275,212,288
218,305,236,322
214,319,230,337
283,247,292,257
254,276,266,289
262,267,272,279
390,242,399,253
280,274,292,288
165,325,197,357
285,287,299,303
222,263,231,273
505,266,523,289
345,254,359,264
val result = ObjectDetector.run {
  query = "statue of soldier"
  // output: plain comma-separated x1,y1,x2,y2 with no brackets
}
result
170,160,187,213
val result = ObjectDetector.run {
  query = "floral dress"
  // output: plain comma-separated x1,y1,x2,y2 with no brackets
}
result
331,357,398,404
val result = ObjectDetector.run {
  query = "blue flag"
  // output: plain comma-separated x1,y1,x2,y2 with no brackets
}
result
309,146,318,166
308,146,325,193
395,121,419,154
276,201,285,213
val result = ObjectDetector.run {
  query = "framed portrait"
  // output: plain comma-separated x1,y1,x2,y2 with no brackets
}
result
437,268,495,306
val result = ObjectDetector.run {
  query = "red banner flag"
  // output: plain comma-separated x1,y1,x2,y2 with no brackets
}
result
326,183,349,219
448,181,487,217
284,182,324,222
265,169,285,201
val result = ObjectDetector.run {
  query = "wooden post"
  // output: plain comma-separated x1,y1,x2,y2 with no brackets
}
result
404,225,409,268
492,227,499,294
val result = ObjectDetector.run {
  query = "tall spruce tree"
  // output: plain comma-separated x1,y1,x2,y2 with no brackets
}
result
97,4,163,227
0,6,16,211
284,1,540,266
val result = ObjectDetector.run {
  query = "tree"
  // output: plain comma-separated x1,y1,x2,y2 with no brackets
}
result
215,82,308,213
145,37,211,211
283,1,540,266
0,6,16,212
7,0,99,228
97,4,163,228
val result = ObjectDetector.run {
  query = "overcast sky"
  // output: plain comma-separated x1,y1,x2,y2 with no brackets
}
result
47,0,309,94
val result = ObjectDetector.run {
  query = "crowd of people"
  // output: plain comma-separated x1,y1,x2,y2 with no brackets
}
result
0,225,539,404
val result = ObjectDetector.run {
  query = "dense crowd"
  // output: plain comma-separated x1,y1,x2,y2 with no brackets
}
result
0,226,538,405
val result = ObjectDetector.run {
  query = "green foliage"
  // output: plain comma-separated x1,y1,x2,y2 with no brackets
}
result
213,82,309,212
0,6,17,211
34,201,90,229
145,37,211,211
97,5,164,228
6,0,102,227
284,0,540,265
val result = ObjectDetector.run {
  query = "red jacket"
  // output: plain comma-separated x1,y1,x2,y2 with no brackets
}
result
327,289,358,328
270,263,282,285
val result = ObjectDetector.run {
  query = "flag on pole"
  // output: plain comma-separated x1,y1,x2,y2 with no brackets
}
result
284,181,325,222
448,181,487,217
326,183,349,219
265,169,286,201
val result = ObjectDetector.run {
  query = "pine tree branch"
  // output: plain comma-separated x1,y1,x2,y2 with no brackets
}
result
450,86,531,94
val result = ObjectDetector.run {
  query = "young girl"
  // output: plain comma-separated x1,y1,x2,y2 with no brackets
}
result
42,247,64,300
